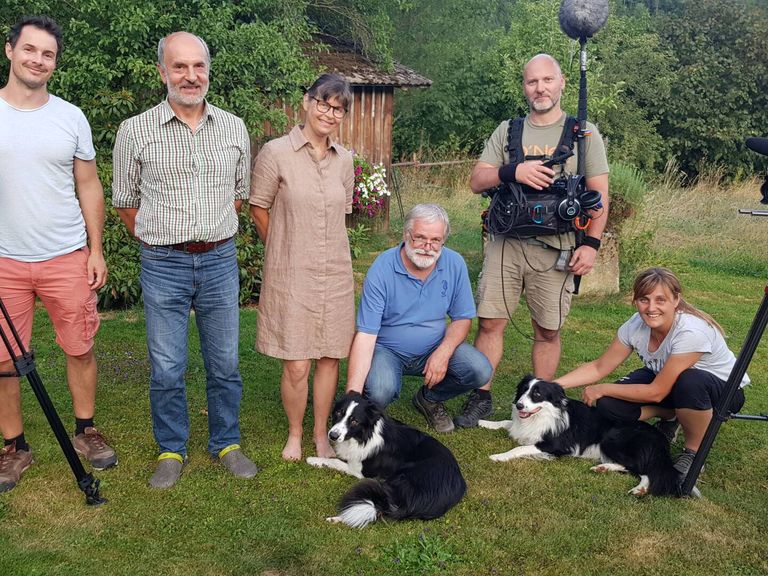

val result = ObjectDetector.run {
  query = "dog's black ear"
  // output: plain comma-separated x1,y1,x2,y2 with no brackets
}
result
552,383,569,407
516,374,535,399
364,396,383,420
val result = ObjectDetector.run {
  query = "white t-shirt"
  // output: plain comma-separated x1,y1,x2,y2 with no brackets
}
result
0,94,96,262
617,312,750,387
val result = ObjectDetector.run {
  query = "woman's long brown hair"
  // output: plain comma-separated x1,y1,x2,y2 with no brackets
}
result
632,267,724,335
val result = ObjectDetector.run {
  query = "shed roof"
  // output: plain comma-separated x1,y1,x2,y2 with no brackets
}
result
306,41,432,88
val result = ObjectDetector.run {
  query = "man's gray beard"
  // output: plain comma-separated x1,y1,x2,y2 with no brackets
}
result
167,84,208,106
404,242,440,269
528,95,560,114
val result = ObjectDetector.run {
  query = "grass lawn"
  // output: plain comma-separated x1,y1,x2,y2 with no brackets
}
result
1,168,767,576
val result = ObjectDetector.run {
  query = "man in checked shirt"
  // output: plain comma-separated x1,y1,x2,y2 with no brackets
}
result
113,31,257,489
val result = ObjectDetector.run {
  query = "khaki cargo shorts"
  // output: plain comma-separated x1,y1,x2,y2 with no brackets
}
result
476,237,574,330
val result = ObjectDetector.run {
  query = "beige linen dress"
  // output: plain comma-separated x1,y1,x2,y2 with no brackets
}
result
249,125,355,359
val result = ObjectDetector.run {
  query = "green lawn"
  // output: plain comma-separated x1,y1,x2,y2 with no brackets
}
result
1,172,767,576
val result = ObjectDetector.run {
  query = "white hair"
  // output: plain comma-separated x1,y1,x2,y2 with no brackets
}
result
403,204,451,237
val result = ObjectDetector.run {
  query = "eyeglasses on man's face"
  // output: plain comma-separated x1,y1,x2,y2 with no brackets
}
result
407,231,444,249
311,97,347,119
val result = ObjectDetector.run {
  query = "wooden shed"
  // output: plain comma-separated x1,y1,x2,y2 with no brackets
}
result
260,42,431,224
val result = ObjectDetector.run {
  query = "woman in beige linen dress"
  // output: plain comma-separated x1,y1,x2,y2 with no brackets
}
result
249,74,355,461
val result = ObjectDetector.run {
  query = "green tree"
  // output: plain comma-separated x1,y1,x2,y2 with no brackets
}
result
388,0,513,158
492,0,674,171
596,1,675,171
1,0,319,153
656,0,768,176
0,0,393,307
389,0,676,171
308,0,394,65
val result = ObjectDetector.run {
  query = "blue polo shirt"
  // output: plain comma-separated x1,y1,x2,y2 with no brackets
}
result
356,244,476,359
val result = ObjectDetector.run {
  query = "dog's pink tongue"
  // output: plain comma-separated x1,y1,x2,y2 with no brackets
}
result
518,411,531,419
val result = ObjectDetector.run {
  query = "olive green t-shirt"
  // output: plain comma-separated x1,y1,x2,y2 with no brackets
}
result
479,113,609,248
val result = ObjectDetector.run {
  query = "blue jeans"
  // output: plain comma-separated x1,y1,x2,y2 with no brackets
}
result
363,342,492,407
140,239,242,457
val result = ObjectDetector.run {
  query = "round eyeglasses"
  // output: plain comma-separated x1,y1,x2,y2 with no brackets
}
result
312,97,347,119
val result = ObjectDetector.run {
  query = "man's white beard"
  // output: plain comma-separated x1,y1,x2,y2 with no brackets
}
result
404,241,440,269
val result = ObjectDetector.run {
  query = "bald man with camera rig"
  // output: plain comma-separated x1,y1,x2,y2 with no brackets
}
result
455,53,609,429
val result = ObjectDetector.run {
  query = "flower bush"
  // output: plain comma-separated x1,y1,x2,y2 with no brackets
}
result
353,154,390,217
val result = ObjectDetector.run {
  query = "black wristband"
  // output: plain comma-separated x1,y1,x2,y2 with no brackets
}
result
498,163,519,183
581,236,601,251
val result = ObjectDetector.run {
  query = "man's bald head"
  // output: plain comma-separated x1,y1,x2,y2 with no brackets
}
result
157,31,210,71
523,54,563,80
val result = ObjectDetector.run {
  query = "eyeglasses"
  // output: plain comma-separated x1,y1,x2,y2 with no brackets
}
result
407,231,444,249
311,97,347,119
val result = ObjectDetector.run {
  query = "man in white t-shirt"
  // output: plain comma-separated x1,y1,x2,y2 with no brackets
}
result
0,16,116,493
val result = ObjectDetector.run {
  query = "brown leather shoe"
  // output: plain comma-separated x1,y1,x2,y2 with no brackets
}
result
73,427,118,470
0,441,33,493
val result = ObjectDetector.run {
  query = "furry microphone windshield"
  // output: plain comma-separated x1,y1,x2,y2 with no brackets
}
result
559,0,610,40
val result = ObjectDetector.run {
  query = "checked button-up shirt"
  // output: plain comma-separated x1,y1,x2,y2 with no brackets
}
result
112,99,250,245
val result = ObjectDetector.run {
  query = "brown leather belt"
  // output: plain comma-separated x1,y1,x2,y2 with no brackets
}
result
145,237,232,254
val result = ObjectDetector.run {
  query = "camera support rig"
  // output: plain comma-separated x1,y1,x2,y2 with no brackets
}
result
0,297,106,505
680,207,768,496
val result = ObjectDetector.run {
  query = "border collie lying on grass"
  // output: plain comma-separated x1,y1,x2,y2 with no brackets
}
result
307,392,466,527
479,376,682,497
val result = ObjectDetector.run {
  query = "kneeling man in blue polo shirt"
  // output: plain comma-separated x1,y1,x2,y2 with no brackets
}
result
345,204,493,432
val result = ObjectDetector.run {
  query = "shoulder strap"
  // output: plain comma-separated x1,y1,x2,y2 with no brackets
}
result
504,117,525,164
558,115,580,154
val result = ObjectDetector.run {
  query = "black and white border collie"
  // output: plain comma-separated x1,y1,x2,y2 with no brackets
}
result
306,391,466,528
478,376,682,497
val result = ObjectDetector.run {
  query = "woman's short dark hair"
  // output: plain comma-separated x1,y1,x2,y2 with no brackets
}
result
8,16,63,60
306,73,352,110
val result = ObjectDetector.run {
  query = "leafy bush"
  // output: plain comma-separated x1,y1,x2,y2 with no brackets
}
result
656,0,768,177
99,207,142,309
236,211,264,306
607,160,647,231
346,223,371,259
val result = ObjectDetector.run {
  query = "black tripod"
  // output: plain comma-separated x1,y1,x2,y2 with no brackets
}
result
680,209,768,496
0,297,106,505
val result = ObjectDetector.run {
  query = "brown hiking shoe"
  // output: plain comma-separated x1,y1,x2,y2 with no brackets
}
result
412,387,454,433
73,427,117,470
0,441,33,493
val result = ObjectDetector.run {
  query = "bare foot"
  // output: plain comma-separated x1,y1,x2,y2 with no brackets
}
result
282,436,302,461
314,436,336,459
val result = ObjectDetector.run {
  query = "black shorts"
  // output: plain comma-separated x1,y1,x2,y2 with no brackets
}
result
596,367,746,422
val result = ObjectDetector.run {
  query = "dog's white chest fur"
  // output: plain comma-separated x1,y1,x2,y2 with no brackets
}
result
307,408,385,480
507,404,569,445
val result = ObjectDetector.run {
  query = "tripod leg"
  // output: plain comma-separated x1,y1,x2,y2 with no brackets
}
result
23,366,106,505
0,298,105,505
680,286,768,496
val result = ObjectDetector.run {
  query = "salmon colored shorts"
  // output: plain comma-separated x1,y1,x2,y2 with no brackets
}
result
0,248,100,362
